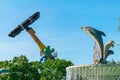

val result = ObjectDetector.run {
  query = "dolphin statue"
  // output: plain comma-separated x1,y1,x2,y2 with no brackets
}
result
103,40,115,60
81,26,106,63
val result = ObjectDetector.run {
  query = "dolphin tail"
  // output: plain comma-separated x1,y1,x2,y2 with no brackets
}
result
99,58,103,63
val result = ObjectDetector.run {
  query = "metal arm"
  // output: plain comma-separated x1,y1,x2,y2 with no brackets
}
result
26,27,46,52
26,27,56,61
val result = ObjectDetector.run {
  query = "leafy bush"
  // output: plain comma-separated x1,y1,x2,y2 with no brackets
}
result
0,55,73,80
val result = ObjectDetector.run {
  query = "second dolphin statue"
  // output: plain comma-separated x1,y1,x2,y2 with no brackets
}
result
103,40,115,63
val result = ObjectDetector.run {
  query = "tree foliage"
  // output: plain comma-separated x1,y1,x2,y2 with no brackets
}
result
0,55,73,80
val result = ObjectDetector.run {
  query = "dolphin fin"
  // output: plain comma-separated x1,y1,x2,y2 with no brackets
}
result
105,50,114,59
99,31,106,37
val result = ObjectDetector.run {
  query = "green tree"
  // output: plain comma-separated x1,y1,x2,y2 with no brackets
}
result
39,58,73,80
0,55,40,80
0,55,73,80
118,18,120,31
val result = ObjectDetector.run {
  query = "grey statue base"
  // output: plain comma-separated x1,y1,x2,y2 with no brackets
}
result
66,64,120,80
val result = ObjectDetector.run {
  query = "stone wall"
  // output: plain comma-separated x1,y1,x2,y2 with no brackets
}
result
66,64,120,80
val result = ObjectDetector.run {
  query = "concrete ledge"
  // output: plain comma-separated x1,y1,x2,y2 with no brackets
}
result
66,64,120,80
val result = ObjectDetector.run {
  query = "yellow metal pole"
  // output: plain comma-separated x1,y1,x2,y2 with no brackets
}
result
27,28,46,52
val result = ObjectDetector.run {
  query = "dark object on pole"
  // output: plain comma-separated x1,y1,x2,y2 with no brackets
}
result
8,12,40,38
0,69,9,74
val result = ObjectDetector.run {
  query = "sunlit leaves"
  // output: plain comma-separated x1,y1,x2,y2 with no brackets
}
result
0,55,73,80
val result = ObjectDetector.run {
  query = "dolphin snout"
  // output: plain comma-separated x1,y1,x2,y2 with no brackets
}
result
112,41,115,47
81,27,83,30
112,41,115,44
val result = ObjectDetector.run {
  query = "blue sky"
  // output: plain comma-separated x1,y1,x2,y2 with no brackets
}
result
0,0,120,65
